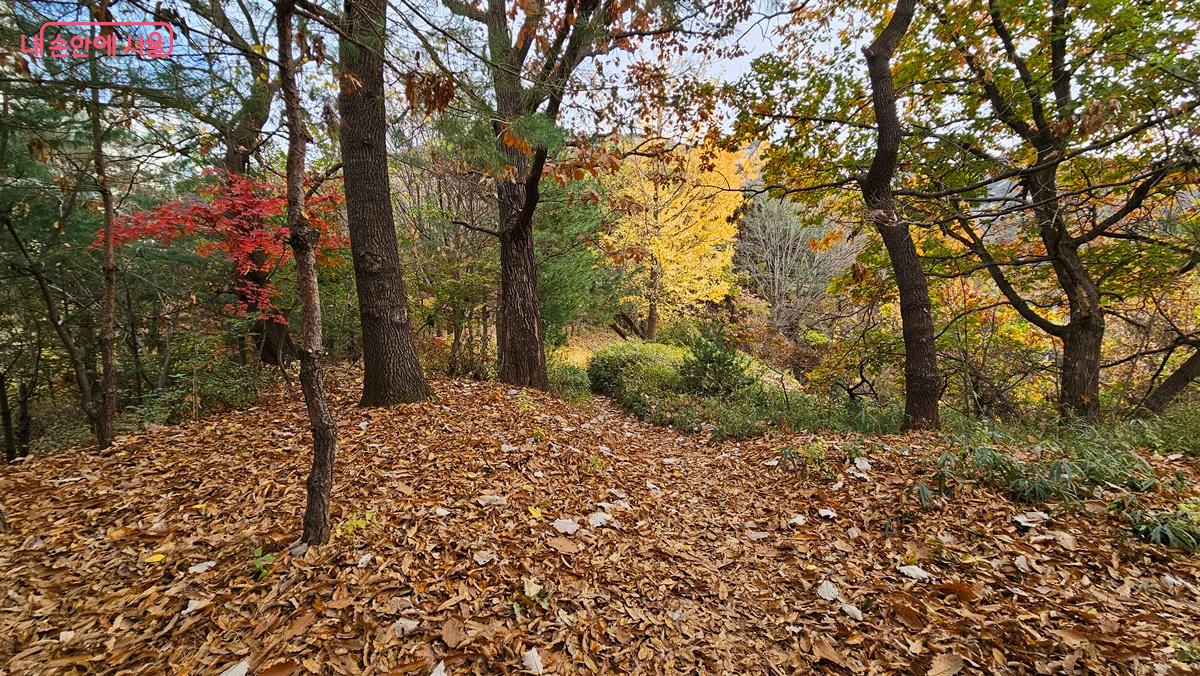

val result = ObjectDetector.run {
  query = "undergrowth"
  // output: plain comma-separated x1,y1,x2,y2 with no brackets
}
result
587,339,902,439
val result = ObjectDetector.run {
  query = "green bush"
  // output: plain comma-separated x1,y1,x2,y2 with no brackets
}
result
588,340,686,408
588,337,905,439
1124,501,1200,554
131,361,279,424
680,323,753,396
548,358,591,403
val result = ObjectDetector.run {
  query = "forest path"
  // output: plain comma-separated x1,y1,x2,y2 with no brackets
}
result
1,373,1199,674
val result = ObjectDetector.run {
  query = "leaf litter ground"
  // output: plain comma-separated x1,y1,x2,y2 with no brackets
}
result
1,374,1199,674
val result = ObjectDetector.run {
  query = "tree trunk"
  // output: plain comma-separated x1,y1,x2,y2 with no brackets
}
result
645,264,661,342
497,219,549,389
1059,315,1103,418
1,373,15,463
859,0,940,430
88,57,118,449
338,0,431,405
17,381,31,458
1140,347,1200,415
1029,166,1104,419
279,0,339,546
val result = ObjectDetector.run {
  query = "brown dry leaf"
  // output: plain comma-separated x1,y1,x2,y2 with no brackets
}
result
812,636,852,670
928,652,964,676
442,617,467,648
546,536,581,554
259,660,301,676
933,581,978,602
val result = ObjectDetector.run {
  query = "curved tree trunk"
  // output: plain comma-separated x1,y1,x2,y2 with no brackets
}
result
1140,347,1200,415
859,0,940,430
338,0,431,405
278,0,339,546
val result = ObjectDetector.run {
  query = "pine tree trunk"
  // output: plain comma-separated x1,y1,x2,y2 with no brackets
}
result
278,0,339,546
497,220,549,389
339,0,431,405
1140,347,1200,415
859,0,940,430
89,54,118,449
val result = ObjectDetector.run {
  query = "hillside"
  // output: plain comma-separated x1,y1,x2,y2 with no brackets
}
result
1,374,1198,674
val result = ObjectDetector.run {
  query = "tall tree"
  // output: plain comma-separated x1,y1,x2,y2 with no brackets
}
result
88,36,119,449
338,0,431,404
602,143,751,341
277,0,340,545
902,0,1199,419
397,0,736,388
858,0,940,429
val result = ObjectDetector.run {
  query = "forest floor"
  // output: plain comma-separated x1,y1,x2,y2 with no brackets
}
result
1,373,1199,675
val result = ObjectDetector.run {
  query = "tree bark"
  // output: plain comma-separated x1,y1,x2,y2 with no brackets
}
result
89,52,118,449
859,0,940,430
17,381,30,458
338,0,431,405
1,373,15,463
1029,166,1104,419
1140,347,1200,415
279,0,339,546
497,210,549,388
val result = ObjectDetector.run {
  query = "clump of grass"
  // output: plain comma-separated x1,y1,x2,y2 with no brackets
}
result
936,439,1157,504
1123,500,1200,554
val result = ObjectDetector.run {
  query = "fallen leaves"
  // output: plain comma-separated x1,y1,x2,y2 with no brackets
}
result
0,375,1197,674
928,652,964,676
441,618,467,649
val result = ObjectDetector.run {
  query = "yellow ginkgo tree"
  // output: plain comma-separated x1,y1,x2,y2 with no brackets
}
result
601,143,756,341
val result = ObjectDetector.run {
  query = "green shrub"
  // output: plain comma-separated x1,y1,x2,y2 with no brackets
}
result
548,358,591,403
1124,501,1200,554
679,323,753,396
131,361,279,424
588,337,906,439
938,440,1157,504
588,340,686,405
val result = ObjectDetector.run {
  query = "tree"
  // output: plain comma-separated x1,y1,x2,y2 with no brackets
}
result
735,197,862,337
857,0,940,429
88,37,119,449
602,143,751,341
277,0,340,545
899,0,1200,419
337,0,432,405
397,0,737,388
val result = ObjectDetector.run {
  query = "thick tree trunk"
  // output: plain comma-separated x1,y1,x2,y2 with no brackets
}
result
279,0,339,546
1141,347,1200,415
859,0,940,430
338,0,431,405
89,62,118,449
1029,167,1104,419
497,219,549,389
1059,315,1103,418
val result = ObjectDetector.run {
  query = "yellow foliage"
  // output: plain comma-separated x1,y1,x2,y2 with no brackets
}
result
602,143,755,323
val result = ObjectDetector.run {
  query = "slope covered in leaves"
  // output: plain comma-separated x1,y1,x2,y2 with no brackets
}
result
1,373,1198,674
